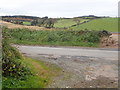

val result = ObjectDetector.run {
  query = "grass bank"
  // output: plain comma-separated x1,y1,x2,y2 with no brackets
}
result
7,28,101,47
3,57,61,88
2,27,61,88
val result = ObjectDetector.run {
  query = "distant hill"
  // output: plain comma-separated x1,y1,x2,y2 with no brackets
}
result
70,18,118,32
74,15,108,19
1,15,118,32
2,15,39,19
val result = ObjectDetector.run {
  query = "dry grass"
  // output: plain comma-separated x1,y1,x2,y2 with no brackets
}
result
0,20,51,30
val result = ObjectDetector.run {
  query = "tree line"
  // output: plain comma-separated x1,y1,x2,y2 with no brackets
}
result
2,16,56,28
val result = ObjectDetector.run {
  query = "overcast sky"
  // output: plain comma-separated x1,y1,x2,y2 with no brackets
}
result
0,0,119,18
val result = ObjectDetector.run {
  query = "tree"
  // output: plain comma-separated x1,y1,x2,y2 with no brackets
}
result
44,18,55,28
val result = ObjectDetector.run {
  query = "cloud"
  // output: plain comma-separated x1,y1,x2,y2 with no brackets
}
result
0,0,119,17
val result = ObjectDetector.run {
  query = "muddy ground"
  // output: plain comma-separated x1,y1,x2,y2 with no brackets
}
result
22,53,118,88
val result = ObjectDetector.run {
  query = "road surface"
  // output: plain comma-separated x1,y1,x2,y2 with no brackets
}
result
15,45,118,88
15,45,118,60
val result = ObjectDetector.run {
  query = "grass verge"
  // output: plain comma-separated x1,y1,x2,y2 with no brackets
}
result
3,57,61,88
6,28,101,47
2,27,61,88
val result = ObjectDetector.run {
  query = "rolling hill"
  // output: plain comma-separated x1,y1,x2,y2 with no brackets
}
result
70,18,118,32
54,18,89,28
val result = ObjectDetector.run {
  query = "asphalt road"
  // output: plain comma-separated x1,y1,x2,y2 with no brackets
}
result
15,45,118,60
15,45,118,88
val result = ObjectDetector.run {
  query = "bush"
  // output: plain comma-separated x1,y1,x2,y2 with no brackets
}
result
2,27,31,78
4,28,108,47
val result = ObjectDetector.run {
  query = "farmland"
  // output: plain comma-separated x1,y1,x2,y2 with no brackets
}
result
54,18,89,28
70,18,118,32
22,21,31,26
54,19,76,28
2,16,118,32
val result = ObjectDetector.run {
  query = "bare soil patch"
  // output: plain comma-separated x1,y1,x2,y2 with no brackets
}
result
100,33,119,48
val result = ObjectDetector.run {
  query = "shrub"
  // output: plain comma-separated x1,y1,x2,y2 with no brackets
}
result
2,27,31,78
4,28,109,47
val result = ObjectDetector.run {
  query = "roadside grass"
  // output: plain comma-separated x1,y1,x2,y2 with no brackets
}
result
70,18,118,32
7,28,101,47
2,27,61,88
3,57,61,88
12,40,99,47
0,48,1,90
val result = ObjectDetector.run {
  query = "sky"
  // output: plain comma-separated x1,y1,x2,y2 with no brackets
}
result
0,0,119,18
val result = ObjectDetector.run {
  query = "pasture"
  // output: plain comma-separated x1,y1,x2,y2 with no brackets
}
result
54,18,89,28
23,21,31,26
70,18,118,32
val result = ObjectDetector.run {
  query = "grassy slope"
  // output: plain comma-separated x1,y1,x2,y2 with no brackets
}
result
54,19,76,28
8,29,100,47
54,18,89,28
3,57,61,88
70,18,118,32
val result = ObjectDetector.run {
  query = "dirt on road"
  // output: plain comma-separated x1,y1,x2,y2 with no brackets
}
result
24,54,118,88
15,45,118,88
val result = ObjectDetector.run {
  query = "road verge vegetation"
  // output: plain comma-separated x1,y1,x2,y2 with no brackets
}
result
2,27,61,88
3,27,111,47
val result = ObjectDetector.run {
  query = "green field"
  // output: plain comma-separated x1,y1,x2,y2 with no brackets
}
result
23,22,31,25
70,18,118,32
54,19,76,28
54,18,89,28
